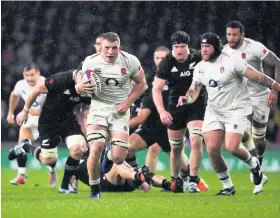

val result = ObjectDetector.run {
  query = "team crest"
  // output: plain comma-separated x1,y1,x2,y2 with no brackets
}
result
121,68,126,75
49,79,54,84
220,67,224,73
241,53,246,59
263,49,267,55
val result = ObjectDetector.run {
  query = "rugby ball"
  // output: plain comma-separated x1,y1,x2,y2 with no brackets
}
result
82,70,102,97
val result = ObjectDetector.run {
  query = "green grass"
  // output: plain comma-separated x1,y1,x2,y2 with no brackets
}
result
2,169,280,218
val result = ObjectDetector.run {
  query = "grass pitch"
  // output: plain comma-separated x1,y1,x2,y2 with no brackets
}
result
1,169,280,218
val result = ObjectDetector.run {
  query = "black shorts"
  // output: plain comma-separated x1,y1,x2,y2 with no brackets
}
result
100,176,135,192
168,97,205,130
39,115,83,149
134,128,170,153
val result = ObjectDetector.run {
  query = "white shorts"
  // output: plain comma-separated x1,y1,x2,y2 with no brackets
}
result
251,96,270,124
202,107,247,134
22,115,39,140
87,106,130,135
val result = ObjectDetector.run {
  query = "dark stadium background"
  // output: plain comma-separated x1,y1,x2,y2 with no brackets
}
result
1,1,280,146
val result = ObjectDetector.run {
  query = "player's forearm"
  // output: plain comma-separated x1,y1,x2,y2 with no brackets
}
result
129,116,143,129
8,93,19,114
24,90,41,112
185,88,200,104
184,81,202,104
152,88,166,114
126,81,146,106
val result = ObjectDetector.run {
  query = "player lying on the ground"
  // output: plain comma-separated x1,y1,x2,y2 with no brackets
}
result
67,148,171,193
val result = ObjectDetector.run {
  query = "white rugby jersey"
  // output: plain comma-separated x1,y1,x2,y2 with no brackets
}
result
193,53,251,114
82,51,143,106
223,38,270,98
13,76,46,110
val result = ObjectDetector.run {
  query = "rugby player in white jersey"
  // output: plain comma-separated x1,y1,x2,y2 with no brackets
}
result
223,20,280,194
7,64,57,187
80,32,146,199
177,32,280,195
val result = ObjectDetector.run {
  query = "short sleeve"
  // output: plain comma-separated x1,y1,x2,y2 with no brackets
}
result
45,71,73,93
253,41,270,60
192,64,202,83
13,81,22,96
130,55,143,79
233,55,247,76
156,56,170,80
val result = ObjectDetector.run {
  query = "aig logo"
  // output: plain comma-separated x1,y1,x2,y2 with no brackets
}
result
180,71,191,77
69,96,80,101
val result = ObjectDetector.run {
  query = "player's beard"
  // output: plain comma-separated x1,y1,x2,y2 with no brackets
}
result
229,38,242,49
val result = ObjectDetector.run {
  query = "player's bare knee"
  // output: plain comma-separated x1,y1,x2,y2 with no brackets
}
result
206,146,220,157
112,156,125,165
149,145,160,157
41,157,57,165
69,145,83,159
225,144,239,155
189,128,203,147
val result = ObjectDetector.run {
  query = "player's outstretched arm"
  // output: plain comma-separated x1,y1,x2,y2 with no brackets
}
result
16,81,47,126
177,80,202,107
7,91,20,125
262,51,280,83
262,51,280,106
243,65,280,107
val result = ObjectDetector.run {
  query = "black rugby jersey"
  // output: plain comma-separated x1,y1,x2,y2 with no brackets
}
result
141,84,169,131
39,70,91,125
156,49,204,106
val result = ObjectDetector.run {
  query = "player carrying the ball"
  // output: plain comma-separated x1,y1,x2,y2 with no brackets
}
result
79,32,146,199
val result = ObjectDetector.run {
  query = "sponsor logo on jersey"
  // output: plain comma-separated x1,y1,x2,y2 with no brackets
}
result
42,139,49,146
209,79,218,87
241,53,246,59
49,79,54,84
171,66,178,72
180,71,191,77
189,62,196,69
263,49,267,55
220,67,224,73
63,89,71,95
69,96,80,101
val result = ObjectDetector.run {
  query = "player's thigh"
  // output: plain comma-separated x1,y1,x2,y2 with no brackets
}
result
106,164,126,185
224,132,243,151
204,130,225,153
19,127,34,143
148,143,162,156
128,131,149,152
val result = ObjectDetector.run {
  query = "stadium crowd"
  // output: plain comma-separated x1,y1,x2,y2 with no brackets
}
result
2,1,280,145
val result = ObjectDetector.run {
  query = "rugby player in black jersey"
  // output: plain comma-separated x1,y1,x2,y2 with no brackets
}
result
14,69,93,193
68,149,171,193
153,31,206,193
